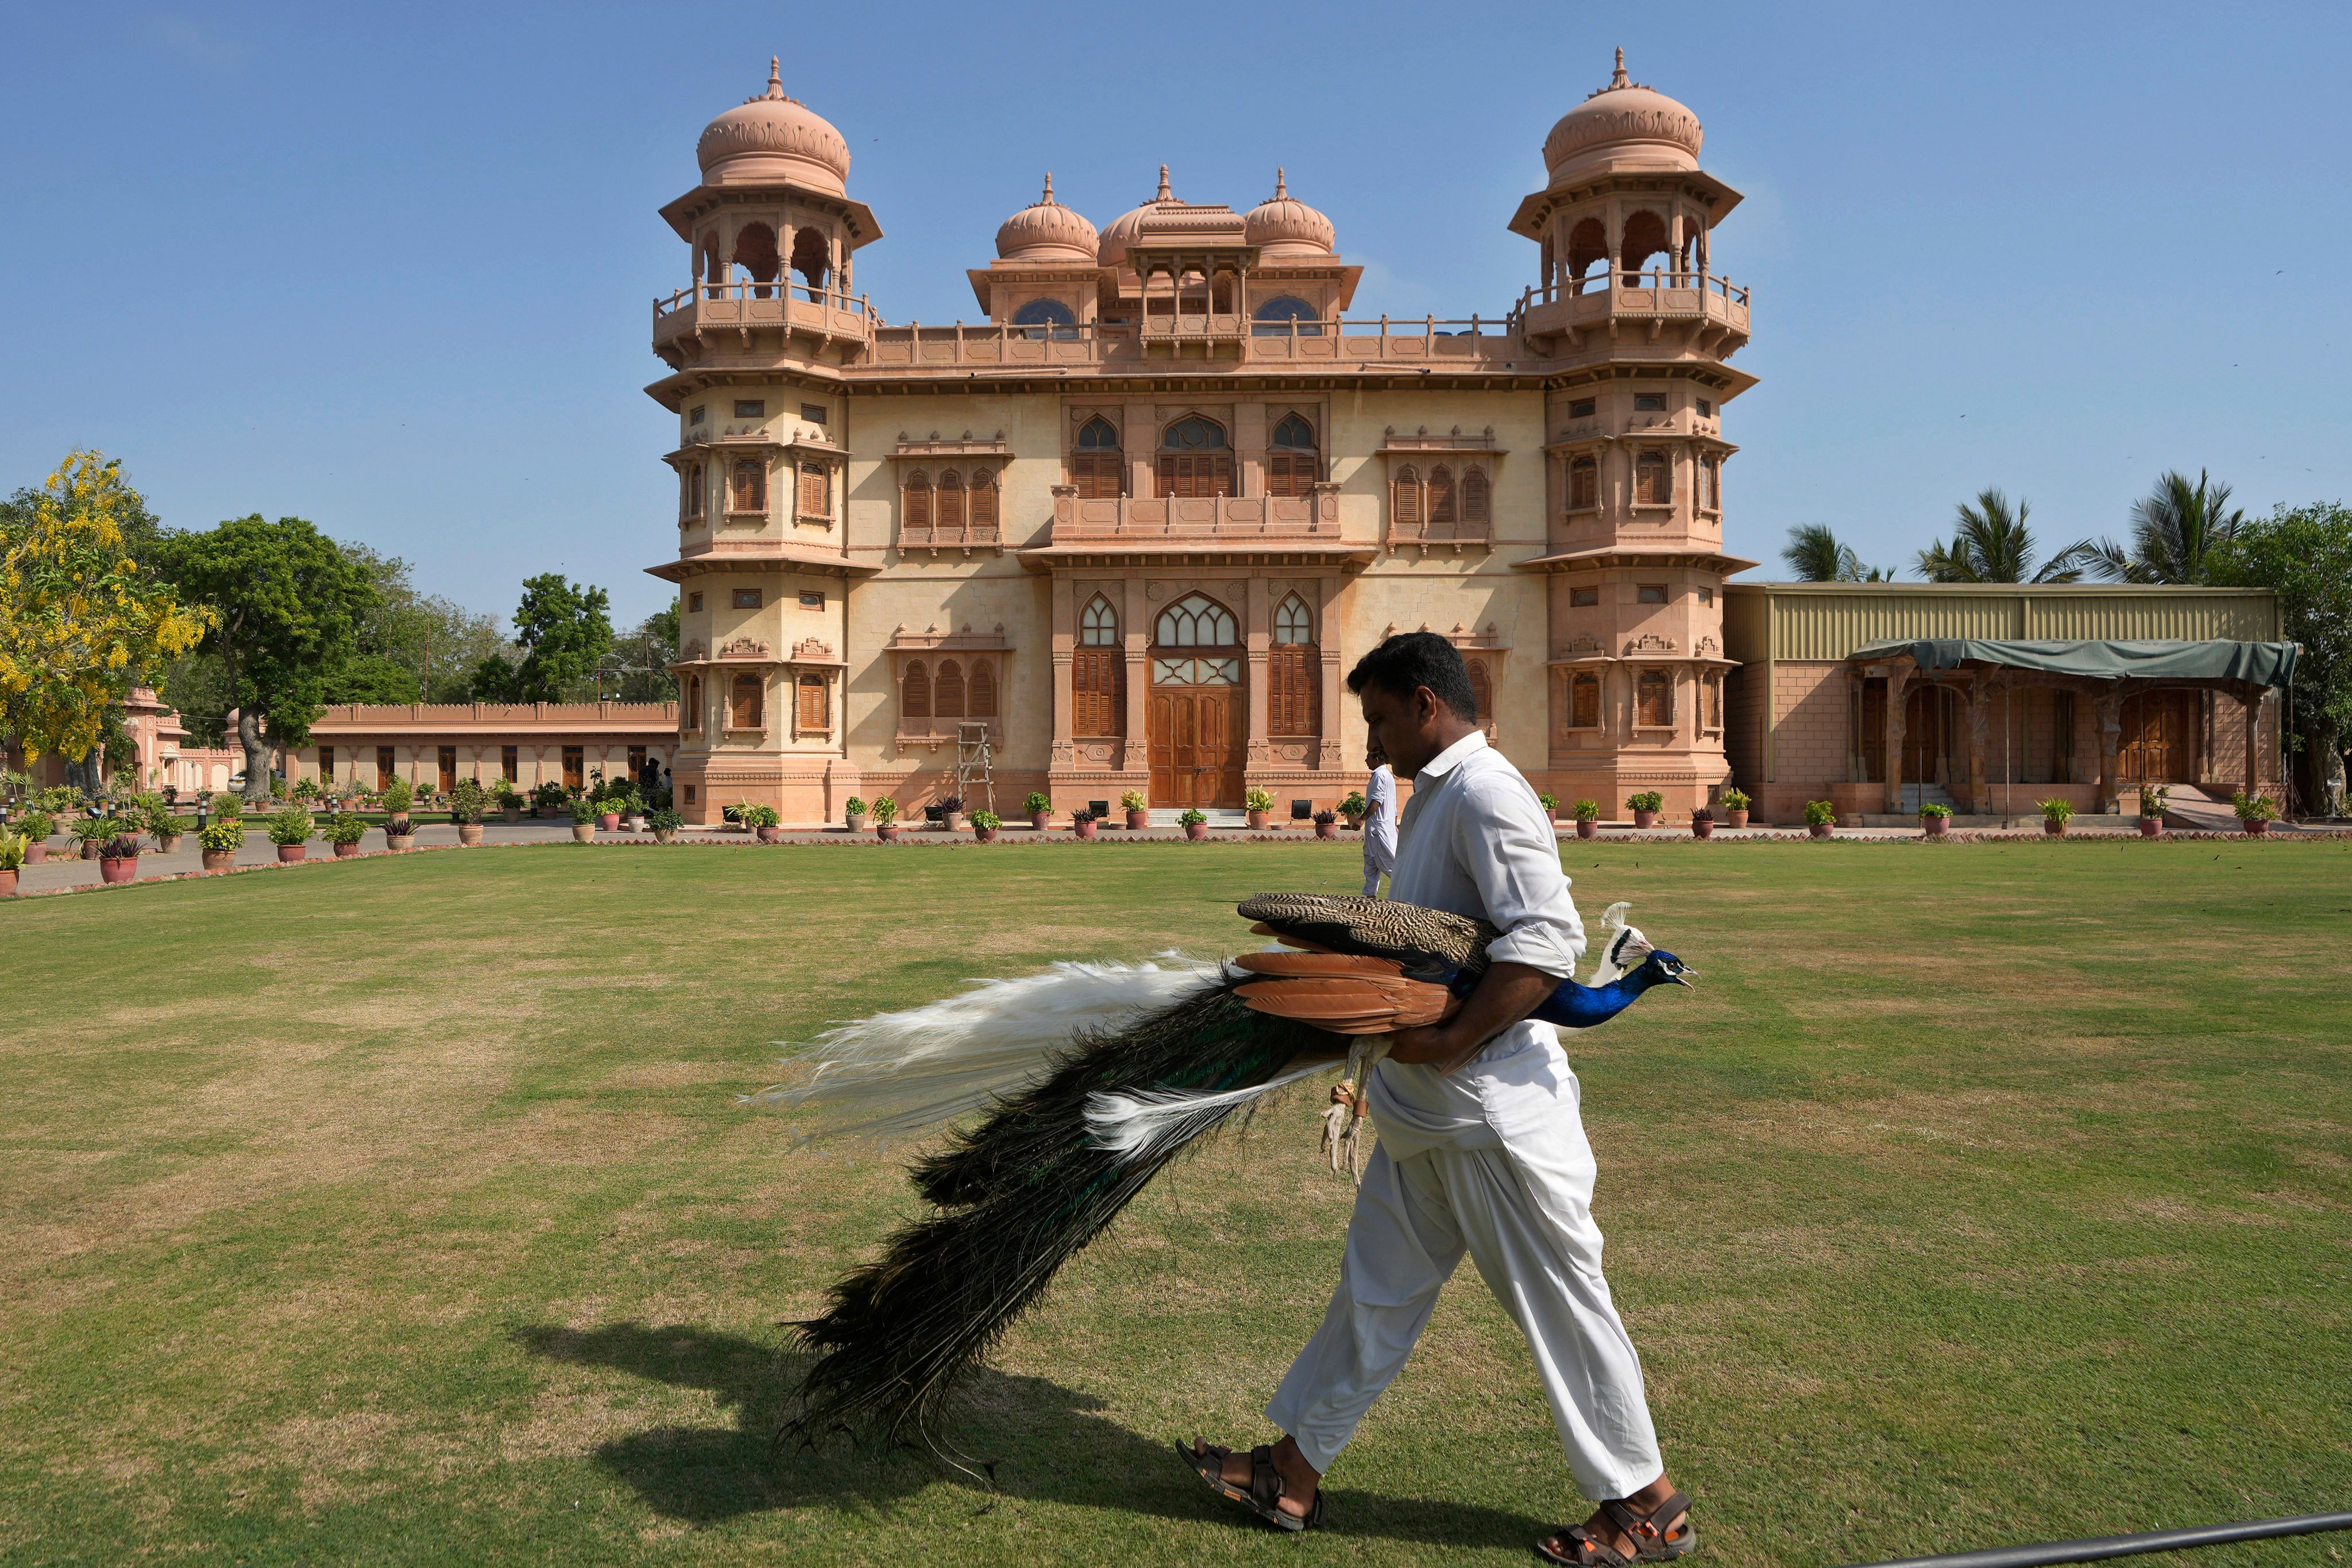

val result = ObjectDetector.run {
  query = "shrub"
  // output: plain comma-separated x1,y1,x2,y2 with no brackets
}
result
211,792,245,820
2231,790,2278,822
142,800,188,837
2038,798,2075,822
1245,787,1275,813
1721,787,1752,811
449,778,489,825
36,786,83,812
1069,807,1095,825
1313,809,1337,826
736,803,781,829
1338,791,1368,818
1177,808,1207,827
970,809,1001,831
17,809,54,842
99,833,144,859
291,778,321,802
647,808,683,832
71,816,113,849
1024,791,1052,815
1572,799,1601,820
844,795,868,820
1803,800,1837,827
1920,802,1954,818
1119,789,1147,812
264,806,315,846
0,832,26,871
492,778,523,808
199,819,244,852
2138,783,2170,817
1536,792,1559,812
532,781,567,813
937,795,964,815
871,798,899,825
323,812,370,845
1690,806,1714,822
381,778,414,815
1626,790,1664,813
568,798,598,824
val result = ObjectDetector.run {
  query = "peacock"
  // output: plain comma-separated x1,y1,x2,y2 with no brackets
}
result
757,893,1692,1450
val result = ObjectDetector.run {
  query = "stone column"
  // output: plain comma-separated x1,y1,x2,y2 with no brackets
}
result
1317,574,1345,770
1123,578,1150,776
1049,577,1075,770
1245,578,1271,767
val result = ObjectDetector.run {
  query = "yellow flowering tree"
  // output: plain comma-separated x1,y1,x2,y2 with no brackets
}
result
0,452,211,781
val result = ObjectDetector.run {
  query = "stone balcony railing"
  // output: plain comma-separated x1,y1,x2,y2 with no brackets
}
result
1515,269,1749,344
1048,487,1342,544
652,280,876,349
860,316,1526,372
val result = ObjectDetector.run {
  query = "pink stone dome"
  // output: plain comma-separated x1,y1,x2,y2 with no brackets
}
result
1243,169,1335,258
995,175,1099,263
696,58,852,195
1542,49,1702,185
1097,166,1179,269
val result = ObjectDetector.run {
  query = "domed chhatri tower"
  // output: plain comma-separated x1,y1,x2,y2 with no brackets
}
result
644,52,1754,826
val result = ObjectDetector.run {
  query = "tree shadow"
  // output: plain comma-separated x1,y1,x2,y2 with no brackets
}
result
513,1321,1562,1547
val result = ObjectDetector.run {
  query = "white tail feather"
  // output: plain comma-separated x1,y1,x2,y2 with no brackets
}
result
1084,1062,1332,1164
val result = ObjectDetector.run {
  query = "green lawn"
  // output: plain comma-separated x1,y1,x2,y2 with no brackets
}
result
3,840,2348,1566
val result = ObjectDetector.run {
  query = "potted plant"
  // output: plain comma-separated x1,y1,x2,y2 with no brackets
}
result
71,815,114,860
1572,800,1601,840
450,779,489,846
1627,790,1663,831
325,811,370,858
291,778,320,805
1915,800,1953,838
1121,789,1148,831
1690,806,1715,839
96,831,142,884
1803,800,1836,839
872,797,901,841
199,817,242,872
265,805,314,862
843,795,868,833
1025,791,1052,832
2231,789,2278,835
494,779,524,823
596,794,623,832
937,795,965,832
1313,809,1339,841
1071,806,1098,841
647,807,682,844
970,808,1002,843
569,797,598,843
381,778,414,837
144,800,189,855
1178,807,1209,841
0,831,25,895
1338,791,1368,831
531,781,567,819
2038,798,2074,837
739,803,784,844
1721,788,1752,830
2137,783,2168,839
1245,787,1275,831
17,809,53,864
1537,792,1560,822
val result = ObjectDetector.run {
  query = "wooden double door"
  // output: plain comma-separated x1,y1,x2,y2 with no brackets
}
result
2119,690,2197,781
1148,685,1243,808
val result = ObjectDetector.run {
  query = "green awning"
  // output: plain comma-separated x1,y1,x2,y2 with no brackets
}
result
1851,638,2297,688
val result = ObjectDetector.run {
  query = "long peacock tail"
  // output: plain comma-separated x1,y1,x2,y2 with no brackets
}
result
789,980,1342,1448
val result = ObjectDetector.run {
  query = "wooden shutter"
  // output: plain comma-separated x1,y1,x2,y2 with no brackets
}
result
938,472,965,535
1462,467,1490,528
1570,457,1597,510
1074,650,1125,737
797,674,828,733
1269,646,1319,736
797,461,829,519
1637,671,1672,727
1156,452,1233,499
935,659,964,719
730,675,763,729
1636,453,1670,506
968,659,997,719
1466,658,1493,731
1072,452,1122,499
1571,675,1600,728
969,471,998,540
904,472,931,537
1266,451,1315,498
902,661,929,721
1427,466,1455,535
732,459,765,512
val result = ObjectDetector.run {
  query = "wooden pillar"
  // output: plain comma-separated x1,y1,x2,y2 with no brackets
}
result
2243,689,2262,797
1965,681,1990,811
2095,690,2125,813
1883,670,1908,813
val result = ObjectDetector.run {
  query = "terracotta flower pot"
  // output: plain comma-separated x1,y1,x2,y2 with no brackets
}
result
277,844,306,863
2044,818,2067,836
2243,817,2269,835
653,827,677,843
1341,814,1364,831
2138,817,2161,838
388,816,410,837
757,825,784,844
387,833,416,852
1726,810,1749,829
81,840,101,860
157,834,183,855
1809,822,1832,839
0,868,16,895
25,843,47,865
598,812,620,831
458,824,485,846
974,825,998,843
503,808,522,823
1184,821,1208,840
941,812,963,832
876,823,901,841
1575,818,1597,839
1692,818,1714,839
1632,809,1658,830
844,815,866,833
202,849,235,873
1247,810,1269,830
1315,821,1338,840
1125,809,1148,831
99,855,137,883
333,840,361,858
572,824,595,843
1923,816,1947,837
1074,819,1098,840
1030,811,1051,831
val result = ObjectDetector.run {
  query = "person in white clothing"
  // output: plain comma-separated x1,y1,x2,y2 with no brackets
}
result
1360,740,1396,898
1187,632,1691,1565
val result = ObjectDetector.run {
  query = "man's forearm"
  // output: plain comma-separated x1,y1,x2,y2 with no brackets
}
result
1384,960,1559,1073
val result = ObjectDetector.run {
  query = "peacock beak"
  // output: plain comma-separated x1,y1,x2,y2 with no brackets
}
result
1669,967,1697,987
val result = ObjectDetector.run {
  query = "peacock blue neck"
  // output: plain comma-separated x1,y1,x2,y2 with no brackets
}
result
1530,964,1663,1030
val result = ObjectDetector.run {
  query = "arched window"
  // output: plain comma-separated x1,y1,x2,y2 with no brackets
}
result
730,458,766,513
1269,595,1319,736
902,660,930,721
1427,466,1457,534
1698,454,1721,513
797,459,830,519
797,673,829,734
937,470,966,534
1075,597,1124,736
790,226,830,291
1462,466,1491,530
935,659,965,719
968,658,997,719
968,468,998,539
903,469,932,536
1080,595,1118,645
1636,670,1674,728
679,462,704,522
700,234,721,287
1703,673,1722,731
1072,416,1123,499
1569,455,1599,511
729,674,764,730
687,675,704,731
1620,210,1669,281
1251,295,1322,336
1466,658,1494,732
1156,416,1233,499
1393,464,1423,535
1154,592,1238,648
1570,673,1601,729
1266,414,1319,499
1567,217,1608,287
1012,298,1077,339
1273,595,1313,644
1635,451,1672,507
732,223,780,295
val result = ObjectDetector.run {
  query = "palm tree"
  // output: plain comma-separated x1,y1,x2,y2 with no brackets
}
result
1917,489,2085,583
2063,469,2246,584
1782,523,1892,581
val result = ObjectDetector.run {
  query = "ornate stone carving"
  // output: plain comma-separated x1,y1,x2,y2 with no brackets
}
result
682,639,705,661
1624,634,1678,655
720,636,771,659
1696,635,1720,658
1563,634,1604,655
791,638,835,662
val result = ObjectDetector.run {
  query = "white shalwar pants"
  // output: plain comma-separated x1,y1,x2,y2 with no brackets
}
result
1264,1022,1662,1500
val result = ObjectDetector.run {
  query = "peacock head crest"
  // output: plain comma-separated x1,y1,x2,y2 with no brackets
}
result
1641,950,1697,987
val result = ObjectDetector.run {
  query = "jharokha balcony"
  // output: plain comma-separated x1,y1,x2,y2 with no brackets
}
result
652,279,876,352
858,315,1526,372
1026,488,1368,566
1515,268,1749,351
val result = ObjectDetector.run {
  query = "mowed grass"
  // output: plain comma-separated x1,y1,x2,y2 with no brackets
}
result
2,839,2349,1568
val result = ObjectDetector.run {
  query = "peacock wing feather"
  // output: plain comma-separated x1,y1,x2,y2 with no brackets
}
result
1237,893,1496,980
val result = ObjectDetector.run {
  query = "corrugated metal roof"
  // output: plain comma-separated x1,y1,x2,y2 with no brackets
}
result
1721,583,2279,663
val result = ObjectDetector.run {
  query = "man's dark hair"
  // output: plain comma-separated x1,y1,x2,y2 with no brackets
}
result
1346,631,1477,723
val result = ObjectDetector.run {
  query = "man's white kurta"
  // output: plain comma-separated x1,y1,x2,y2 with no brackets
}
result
1361,764,1397,897
1265,731,1663,1499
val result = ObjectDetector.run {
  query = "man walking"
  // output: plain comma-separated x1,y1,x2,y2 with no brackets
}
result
1184,632,1690,1565
1361,738,1396,898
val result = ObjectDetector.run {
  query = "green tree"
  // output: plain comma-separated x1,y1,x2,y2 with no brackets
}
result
1917,489,2086,583
2067,469,2246,585
0,452,211,793
1781,523,1891,582
325,652,422,705
509,574,612,702
159,515,379,801
605,604,679,702
340,543,513,701
2213,502,2352,814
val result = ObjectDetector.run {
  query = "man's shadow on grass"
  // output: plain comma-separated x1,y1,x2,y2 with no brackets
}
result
514,1321,1558,1547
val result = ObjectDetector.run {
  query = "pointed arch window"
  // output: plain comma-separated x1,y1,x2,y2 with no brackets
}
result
1269,594,1319,737
790,226,830,291
1569,455,1599,512
1466,657,1494,735
1155,415,1233,499
1266,413,1319,499
729,458,767,514
935,659,965,719
902,660,930,721
1072,415,1125,499
1393,464,1423,536
1461,466,1490,531
903,469,932,539
968,659,997,719
1427,465,1457,534
1075,595,1125,737
1635,451,1672,507
1080,594,1119,646
1154,592,1238,648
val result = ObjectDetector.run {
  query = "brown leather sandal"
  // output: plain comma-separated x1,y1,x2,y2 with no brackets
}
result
1176,1438,1328,1534
1535,1489,1694,1565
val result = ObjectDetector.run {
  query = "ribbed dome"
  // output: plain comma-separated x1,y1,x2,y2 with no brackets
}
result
1243,169,1335,258
995,174,1099,262
696,57,852,195
1542,48,1702,185
1097,166,1177,269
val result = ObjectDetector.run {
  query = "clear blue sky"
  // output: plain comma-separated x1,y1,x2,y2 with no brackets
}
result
5,1,2346,625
